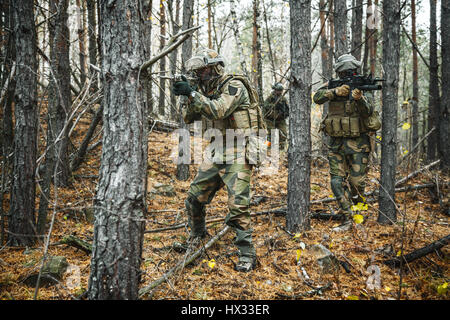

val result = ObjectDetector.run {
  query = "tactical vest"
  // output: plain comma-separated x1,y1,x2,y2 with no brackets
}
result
206,74,266,134
323,97,368,138
207,74,268,166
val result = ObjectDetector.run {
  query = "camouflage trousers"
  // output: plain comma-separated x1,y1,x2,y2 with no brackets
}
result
266,118,288,151
327,134,370,214
185,159,256,259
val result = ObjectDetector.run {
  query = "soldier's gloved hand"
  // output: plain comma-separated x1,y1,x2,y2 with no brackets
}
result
334,84,350,97
172,81,193,96
352,88,362,100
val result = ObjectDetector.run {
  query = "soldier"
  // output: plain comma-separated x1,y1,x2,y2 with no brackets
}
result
313,54,375,218
263,82,289,151
172,48,265,272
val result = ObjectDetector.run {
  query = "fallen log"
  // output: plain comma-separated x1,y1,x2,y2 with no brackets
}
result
276,282,332,299
384,234,450,268
53,235,92,254
139,225,230,297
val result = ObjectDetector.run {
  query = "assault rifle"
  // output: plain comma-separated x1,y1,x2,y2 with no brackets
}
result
160,73,199,107
328,74,385,101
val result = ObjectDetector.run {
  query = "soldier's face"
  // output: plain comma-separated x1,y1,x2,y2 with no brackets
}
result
274,90,282,96
195,66,214,82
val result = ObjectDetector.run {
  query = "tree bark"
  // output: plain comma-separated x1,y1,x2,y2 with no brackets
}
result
159,0,166,116
427,0,439,161
252,0,263,102
88,0,148,300
378,0,401,224
169,0,181,121
333,0,348,58
411,0,419,150
176,0,194,181
87,0,98,91
8,0,38,246
350,0,363,61
439,0,450,170
287,0,311,233
230,0,249,76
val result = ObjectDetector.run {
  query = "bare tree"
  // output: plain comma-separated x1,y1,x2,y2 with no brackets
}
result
351,0,363,61
287,0,311,233
88,0,148,299
378,0,401,224
411,0,419,150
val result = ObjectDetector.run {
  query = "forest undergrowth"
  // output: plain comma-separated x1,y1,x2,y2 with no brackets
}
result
0,114,448,300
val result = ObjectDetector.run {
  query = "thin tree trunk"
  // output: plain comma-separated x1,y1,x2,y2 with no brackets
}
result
8,0,38,246
378,0,401,224
369,0,379,75
333,0,348,57
88,0,148,300
262,0,276,83
363,0,372,74
439,0,450,170
207,0,212,49
252,0,263,102
229,0,249,76
287,0,311,233
177,0,194,181
169,0,180,121
159,0,166,116
320,0,331,156
76,0,87,87
427,0,439,161
411,0,419,150
351,0,363,61
87,0,98,91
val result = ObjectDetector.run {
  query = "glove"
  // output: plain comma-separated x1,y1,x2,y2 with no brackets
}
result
334,84,350,97
352,88,362,100
172,81,193,96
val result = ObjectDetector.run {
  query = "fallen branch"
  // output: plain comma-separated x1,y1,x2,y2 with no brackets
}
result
276,282,332,299
53,235,92,254
384,234,450,268
139,225,230,297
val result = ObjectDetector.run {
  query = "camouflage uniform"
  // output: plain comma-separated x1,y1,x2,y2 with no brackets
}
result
177,49,265,271
263,84,289,150
313,55,374,215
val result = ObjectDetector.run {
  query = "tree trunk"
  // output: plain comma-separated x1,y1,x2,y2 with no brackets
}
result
8,0,38,246
411,0,419,150
87,0,98,91
88,0,148,300
230,0,249,76
439,0,450,170
287,0,311,233
176,0,194,181
169,0,180,121
262,0,276,83
333,0,348,57
143,0,153,114
378,0,401,224
37,0,72,235
76,0,87,87
252,0,263,102
427,0,439,161
369,0,379,75
351,0,363,61
363,0,372,75
159,0,166,116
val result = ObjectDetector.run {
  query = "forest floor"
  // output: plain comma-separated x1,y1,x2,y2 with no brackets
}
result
0,113,449,300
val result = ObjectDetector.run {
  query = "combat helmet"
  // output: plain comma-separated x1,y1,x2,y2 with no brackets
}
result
272,82,284,91
333,54,362,73
185,48,225,76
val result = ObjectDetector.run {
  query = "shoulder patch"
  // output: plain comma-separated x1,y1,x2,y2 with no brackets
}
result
228,84,238,96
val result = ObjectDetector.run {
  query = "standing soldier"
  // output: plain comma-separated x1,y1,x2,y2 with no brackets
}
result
313,54,376,218
263,82,289,151
172,48,265,272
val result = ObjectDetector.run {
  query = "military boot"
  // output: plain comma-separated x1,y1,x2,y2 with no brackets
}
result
233,228,257,272
185,196,208,239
